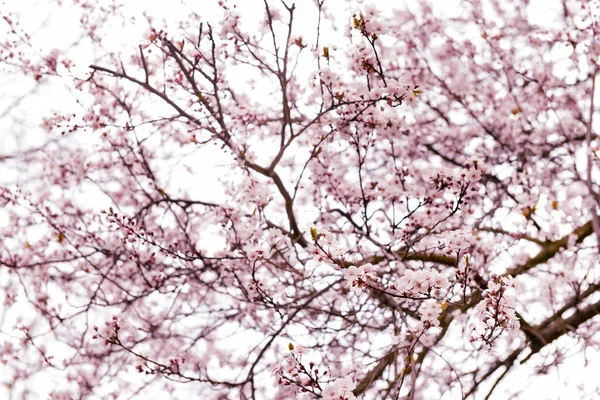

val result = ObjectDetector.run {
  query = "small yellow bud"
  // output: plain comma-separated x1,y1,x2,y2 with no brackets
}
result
310,226,318,241
521,205,535,218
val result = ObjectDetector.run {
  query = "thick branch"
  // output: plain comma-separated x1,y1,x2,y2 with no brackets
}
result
505,220,593,277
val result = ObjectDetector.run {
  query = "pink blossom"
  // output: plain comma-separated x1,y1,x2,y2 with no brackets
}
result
419,300,442,327
322,377,357,400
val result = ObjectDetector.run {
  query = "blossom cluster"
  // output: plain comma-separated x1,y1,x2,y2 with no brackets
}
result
308,225,348,268
419,300,444,328
351,5,390,38
390,268,451,297
427,160,485,198
270,344,329,397
321,377,357,400
444,230,474,255
343,263,376,295
270,343,359,400
91,315,121,346
219,6,240,38
469,275,521,346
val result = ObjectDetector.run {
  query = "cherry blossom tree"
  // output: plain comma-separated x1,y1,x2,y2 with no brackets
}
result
1,0,600,398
